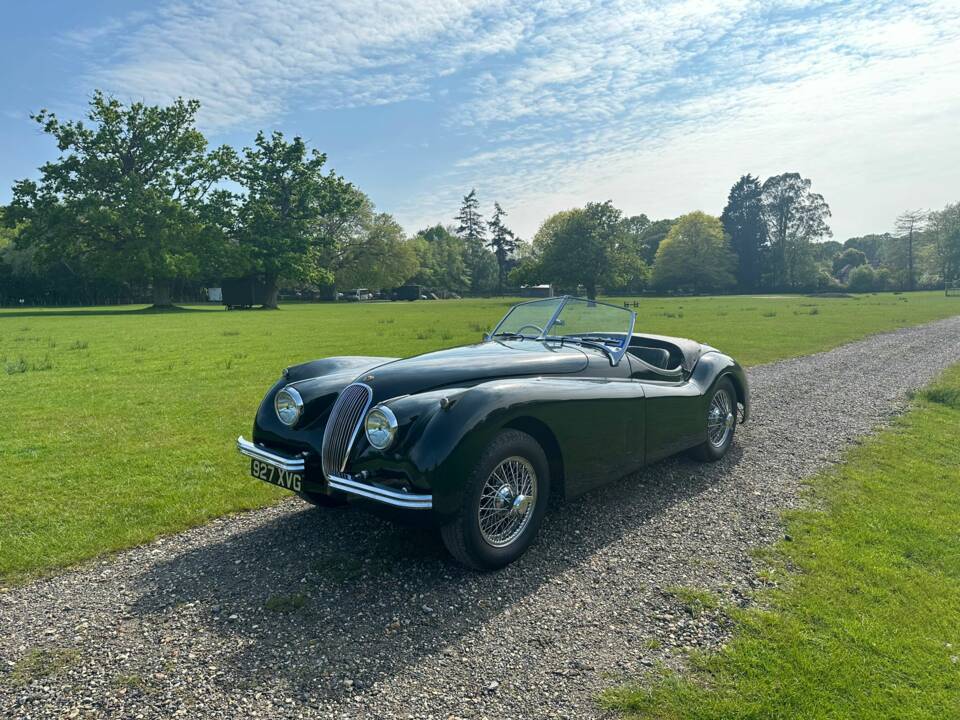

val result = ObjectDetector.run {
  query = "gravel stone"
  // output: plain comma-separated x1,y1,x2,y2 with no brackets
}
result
2,317,959,719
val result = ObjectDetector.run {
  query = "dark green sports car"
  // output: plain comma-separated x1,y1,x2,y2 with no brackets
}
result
238,296,749,569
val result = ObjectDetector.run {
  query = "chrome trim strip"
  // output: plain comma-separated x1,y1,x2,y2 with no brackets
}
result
340,383,373,472
236,436,305,472
614,308,637,367
327,474,433,509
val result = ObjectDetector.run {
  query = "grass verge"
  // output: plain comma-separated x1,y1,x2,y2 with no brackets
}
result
603,363,960,719
2,292,960,583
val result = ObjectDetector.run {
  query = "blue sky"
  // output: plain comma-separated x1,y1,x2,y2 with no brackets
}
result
1,0,958,241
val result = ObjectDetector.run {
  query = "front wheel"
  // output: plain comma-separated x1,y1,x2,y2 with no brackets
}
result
689,378,738,461
441,430,550,570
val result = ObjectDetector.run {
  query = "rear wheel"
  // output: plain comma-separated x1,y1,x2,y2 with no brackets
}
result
689,378,737,461
441,430,550,570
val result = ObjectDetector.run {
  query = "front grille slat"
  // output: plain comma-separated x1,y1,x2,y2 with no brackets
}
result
321,383,373,478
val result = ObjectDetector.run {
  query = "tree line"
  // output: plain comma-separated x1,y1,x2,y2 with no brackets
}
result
512,174,960,298
2,92,959,307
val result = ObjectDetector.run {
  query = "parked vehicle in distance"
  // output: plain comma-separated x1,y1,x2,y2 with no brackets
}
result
238,296,750,569
392,285,422,301
221,276,271,309
340,288,372,302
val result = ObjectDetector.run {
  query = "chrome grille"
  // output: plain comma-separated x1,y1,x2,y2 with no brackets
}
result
321,383,373,477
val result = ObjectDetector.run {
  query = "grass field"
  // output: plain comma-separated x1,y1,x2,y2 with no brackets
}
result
603,363,960,719
2,291,960,583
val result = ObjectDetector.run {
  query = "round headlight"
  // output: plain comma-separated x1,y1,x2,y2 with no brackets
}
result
275,387,303,427
365,406,398,450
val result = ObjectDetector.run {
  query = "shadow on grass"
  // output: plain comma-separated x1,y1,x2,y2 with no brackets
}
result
0,305,226,319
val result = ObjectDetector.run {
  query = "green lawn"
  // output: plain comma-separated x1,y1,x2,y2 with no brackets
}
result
1,291,959,583
603,364,960,719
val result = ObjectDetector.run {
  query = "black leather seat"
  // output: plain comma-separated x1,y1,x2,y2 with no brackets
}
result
629,346,671,369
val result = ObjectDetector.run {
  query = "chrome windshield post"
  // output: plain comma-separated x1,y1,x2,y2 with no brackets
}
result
539,295,570,339
611,309,637,366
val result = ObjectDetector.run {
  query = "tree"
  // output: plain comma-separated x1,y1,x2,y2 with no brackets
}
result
635,218,675,265
334,211,418,291
528,201,640,299
720,174,767,292
304,185,418,293
455,188,497,294
234,131,357,307
928,202,960,285
7,91,235,306
847,264,877,292
761,173,832,290
811,239,843,264
843,234,884,265
486,202,517,294
409,225,469,293
650,212,736,293
895,210,927,291
832,247,867,276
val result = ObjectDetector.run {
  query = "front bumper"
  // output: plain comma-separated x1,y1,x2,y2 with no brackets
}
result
236,436,432,510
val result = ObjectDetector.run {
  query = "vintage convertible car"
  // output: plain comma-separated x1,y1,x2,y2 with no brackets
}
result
238,296,749,569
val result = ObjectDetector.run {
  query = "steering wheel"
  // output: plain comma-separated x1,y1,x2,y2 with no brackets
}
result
514,324,545,336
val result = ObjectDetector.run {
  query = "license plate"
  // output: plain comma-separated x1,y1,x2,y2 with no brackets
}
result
250,458,302,492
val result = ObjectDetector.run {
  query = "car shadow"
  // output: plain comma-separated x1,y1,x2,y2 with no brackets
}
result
127,445,745,699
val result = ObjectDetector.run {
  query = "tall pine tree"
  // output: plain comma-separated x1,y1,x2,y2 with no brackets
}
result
455,188,494,294
487,201,517,294
720,174,766,292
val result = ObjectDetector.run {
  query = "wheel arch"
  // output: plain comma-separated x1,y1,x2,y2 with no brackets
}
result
722,370,748,422
503,415,566,501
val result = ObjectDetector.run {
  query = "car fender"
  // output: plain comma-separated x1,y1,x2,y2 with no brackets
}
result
253,355,395,450
374,376,647,518
690,352,750,422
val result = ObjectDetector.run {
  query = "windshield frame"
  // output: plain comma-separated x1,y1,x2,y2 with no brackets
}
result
489,295,637,366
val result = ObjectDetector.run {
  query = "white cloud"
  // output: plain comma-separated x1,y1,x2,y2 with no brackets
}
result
77,0,518,127
67,0,960,240
396,0,960,240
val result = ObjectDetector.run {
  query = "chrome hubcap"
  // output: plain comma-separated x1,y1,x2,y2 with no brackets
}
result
707,389,734,448
478,457,537,548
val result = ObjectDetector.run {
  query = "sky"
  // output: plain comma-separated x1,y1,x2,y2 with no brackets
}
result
1,0,958,242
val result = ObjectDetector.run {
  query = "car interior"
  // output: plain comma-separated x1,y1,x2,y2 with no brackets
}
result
626,336,686,380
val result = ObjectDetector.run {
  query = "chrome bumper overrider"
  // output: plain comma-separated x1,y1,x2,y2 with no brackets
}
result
326,474,433,510
236,436,432,510
237,436,305,471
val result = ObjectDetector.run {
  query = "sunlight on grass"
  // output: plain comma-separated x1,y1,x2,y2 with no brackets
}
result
1,291,959,582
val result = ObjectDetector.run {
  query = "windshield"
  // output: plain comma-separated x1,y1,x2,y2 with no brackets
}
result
490,296,636,364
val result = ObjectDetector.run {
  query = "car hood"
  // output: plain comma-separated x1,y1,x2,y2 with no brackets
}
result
360,340,588,400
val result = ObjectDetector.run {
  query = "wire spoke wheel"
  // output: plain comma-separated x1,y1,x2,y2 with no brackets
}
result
477,456,537,548
707,388,734,448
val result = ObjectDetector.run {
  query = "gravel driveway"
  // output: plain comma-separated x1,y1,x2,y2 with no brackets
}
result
2,317,959,719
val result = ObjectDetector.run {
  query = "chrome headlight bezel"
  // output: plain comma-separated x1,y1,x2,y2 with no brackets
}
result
364,405,398,450
274,386,304,427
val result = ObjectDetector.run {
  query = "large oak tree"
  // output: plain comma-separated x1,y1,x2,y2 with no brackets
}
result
761,173,831,290
651,211,736,293
233,131,357,307
7,91,235,307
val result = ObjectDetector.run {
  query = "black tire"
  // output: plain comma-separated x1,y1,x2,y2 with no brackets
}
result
441,430,550,570
689,377,738,461
297,490,348,508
